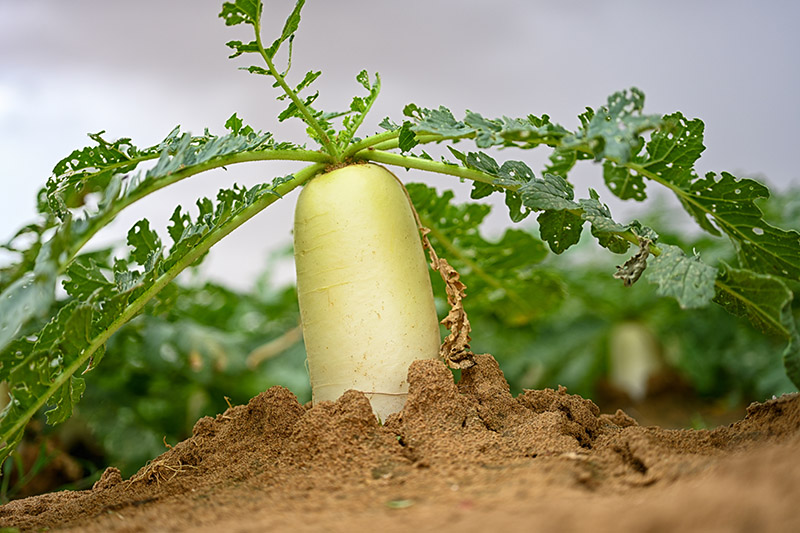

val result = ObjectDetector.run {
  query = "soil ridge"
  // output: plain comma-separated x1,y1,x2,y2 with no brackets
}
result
1,353,798,532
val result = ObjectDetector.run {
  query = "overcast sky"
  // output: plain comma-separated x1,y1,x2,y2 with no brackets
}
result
1,1,798,288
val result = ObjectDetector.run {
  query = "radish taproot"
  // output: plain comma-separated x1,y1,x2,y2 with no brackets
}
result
293,163,441,420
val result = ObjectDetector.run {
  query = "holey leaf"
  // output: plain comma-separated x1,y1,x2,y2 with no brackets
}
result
617,111,800,280
647,244,717,309
603,160,647,201
219,0,260,27
641,112,705,188
405,105,473,139
562,88,661,163
713,264,800,387
517,175,656,255
536,210,583,254
407,183,563,325
680,171,800,279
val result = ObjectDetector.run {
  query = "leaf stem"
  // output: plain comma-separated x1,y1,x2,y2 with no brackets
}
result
252,6,339,160
59,148,330,275
0,162,327,450
338,73,381,150
342,130,399,158
355,149,497,186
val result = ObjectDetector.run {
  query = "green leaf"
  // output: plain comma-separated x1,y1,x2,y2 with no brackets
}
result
562,87,661,162
46,130,170,217
226,40,260,59
224,113,255,136
621,112,800,279
0,164,318,466
503,190,528,223
62,258,114,300
641,112,705,188
264,0,306,59
543,146,591,179
603,160,647,201
712,264,800,387
536,210,583,254
0,299,94,456
398,122,418,153
127,220,162,266
647,244,717,309
736,219,800,280
579,191,632,253
785,326,800,388
662,167,800,278
45,376,86,425
0,258,57,354
713,263,793,337
463,112,502,148
378,117,399,131
519,173,577,211
408,105,473,138
497,114,570,148
516,176,646,254
337,71,381,149
284,70,321,99
219,0,260,27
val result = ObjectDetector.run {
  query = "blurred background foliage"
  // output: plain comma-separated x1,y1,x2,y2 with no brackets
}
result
2,186,798,502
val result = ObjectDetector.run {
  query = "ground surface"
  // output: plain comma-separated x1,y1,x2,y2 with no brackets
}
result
1,354,799,532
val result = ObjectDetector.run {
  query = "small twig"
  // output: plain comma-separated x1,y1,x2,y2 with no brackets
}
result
246,324,303,368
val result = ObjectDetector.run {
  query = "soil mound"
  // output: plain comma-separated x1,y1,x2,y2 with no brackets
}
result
2,354,799,532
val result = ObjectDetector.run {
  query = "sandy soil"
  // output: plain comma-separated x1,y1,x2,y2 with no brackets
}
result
1,354,798,532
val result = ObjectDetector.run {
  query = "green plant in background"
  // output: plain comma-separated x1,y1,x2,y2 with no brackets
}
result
1,0,798,476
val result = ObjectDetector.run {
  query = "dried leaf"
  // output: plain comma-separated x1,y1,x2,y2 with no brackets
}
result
420,228,475,369
613,237,651,287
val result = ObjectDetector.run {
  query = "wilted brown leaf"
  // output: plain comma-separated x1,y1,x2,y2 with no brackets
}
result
420,227,476,370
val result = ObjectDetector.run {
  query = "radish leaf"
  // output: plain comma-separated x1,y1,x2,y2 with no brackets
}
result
647,244,717,309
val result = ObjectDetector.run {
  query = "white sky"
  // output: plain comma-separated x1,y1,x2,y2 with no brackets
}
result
1,1,798,288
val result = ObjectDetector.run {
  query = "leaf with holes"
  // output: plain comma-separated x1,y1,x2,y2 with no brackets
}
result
647,244,717,309
603,160,647,201
561,88,661,162
537,210,584,254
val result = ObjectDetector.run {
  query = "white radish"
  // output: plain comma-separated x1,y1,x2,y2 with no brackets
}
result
293,163,440,420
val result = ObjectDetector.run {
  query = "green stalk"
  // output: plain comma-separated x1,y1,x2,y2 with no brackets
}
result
624,160,758,248
0,162,327,452
356,149,497,186
342,130,399,158
252,5,339,160
337,74,381,150
358,149,660,255
59,148,330,275
366,133,475,153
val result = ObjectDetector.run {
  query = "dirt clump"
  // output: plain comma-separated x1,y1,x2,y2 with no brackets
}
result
1,353,799,532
